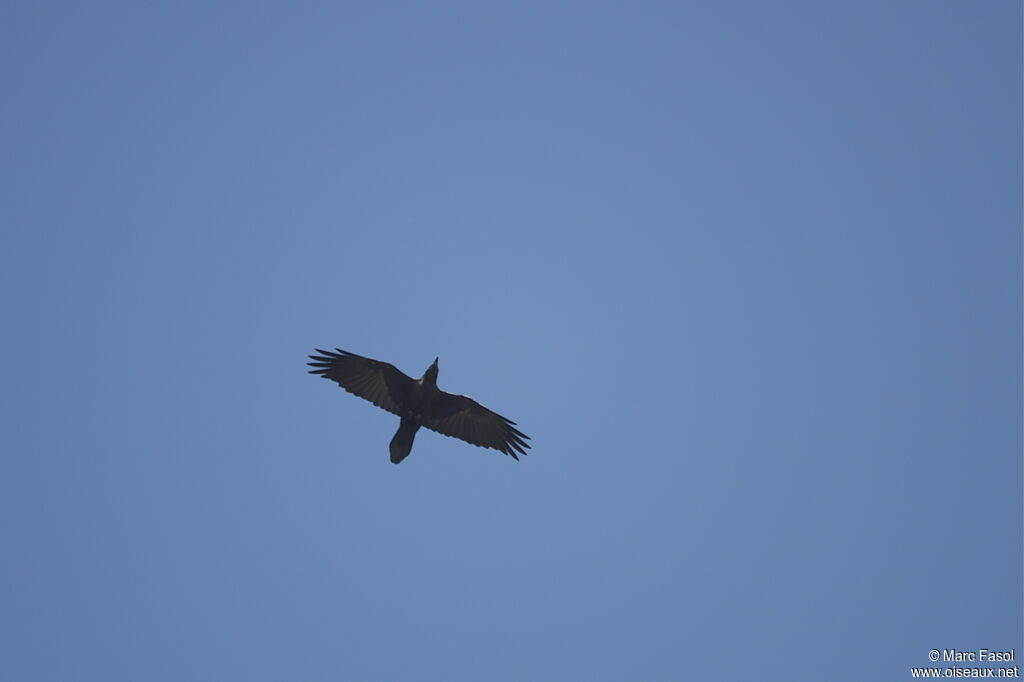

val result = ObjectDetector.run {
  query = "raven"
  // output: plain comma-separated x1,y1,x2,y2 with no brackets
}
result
308,348,530,464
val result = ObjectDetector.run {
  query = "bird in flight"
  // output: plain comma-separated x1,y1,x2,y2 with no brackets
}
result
308,348,530,464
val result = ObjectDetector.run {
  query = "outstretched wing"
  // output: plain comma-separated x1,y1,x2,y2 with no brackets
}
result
307,348,415,417
420,392,531,459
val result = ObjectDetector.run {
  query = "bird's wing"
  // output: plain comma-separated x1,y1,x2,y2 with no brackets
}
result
420,391,530,459
307,348,414,417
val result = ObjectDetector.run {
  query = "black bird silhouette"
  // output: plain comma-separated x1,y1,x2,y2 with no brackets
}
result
308,348,530,463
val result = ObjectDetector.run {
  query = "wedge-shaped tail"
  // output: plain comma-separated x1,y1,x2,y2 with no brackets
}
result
390,418,419,464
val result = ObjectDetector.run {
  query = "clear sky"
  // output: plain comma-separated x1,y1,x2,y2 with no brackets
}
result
2,2,1020,681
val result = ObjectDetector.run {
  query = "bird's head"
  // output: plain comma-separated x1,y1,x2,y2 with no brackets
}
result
424,357,439,384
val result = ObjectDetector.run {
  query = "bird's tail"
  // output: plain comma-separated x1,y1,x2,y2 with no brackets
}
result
389,418,419,464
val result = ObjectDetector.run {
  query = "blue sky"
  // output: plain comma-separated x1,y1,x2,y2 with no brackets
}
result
2,2,1020,680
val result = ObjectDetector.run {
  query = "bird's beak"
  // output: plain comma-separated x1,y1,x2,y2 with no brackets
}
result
433,357,439,367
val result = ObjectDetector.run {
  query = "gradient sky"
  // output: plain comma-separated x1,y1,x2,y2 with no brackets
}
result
2,2,1021,681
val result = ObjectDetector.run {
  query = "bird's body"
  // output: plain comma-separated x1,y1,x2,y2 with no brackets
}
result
308,348,530,463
